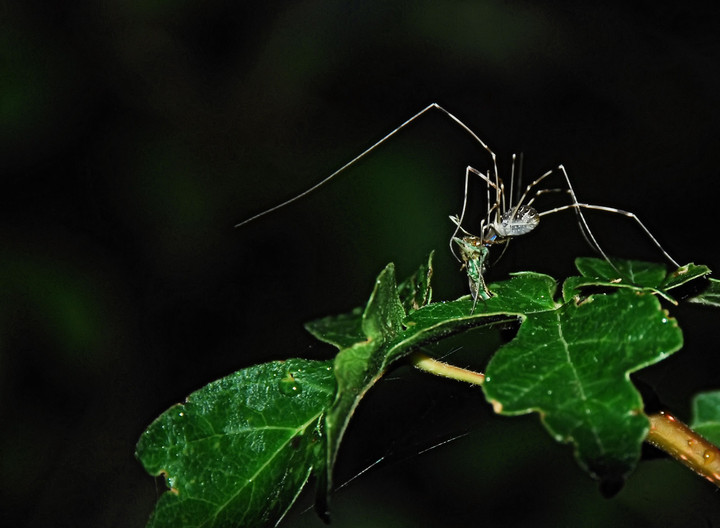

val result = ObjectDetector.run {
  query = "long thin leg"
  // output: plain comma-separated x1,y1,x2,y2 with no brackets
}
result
513,153,525,208
524,183,602,250
512,169,555,212
236,103,498,227
449,167,473,261
552,165,677,268
526,187,569,206
508,153,519,209
520,170,598,250
553,165,603,257
449,165,502,261
538,202,680,268
528,187,598,252
448,215,474,236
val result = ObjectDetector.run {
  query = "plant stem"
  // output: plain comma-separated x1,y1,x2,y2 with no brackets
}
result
409,351,485,386
646,411,720,487
411,354,720,488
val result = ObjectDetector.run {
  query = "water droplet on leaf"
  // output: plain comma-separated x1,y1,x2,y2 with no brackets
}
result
279,372,302,396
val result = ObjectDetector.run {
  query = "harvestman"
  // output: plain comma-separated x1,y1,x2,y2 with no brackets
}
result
236,103,680,306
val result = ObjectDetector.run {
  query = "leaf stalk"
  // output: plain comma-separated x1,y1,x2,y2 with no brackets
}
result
410,351,485,386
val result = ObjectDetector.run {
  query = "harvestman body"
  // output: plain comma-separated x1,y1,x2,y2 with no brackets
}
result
237,104,680,307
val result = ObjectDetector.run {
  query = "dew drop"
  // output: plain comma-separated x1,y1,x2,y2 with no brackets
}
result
704,449,716,463
279,373,303,396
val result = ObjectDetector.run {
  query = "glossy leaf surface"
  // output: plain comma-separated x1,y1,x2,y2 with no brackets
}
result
563,258,710,304
138,256,711,527
136,359,336,528
483,288,683,481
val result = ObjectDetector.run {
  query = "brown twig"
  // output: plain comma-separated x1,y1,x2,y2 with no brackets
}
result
646,411,720,487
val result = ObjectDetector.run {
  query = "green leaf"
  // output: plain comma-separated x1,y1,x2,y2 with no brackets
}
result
360,263,406,342
323,262,407,472
319,262,405,515
304,252,435,351
691,391,720,445
563,258,710,304
307,255,443,514
312,266,561,513
660,263,711,291
689,278,720,307
138,253,712,527
396,250,434,313
304,307,364,350
311,260,687,496
403,271,558,335
576,257,668,287
483,289,683,482
136,359,336,528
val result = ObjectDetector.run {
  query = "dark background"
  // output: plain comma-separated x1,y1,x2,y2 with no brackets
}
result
3,1,720,526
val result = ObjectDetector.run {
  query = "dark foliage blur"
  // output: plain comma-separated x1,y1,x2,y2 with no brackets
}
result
2,1,720,526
